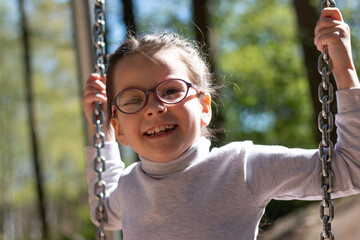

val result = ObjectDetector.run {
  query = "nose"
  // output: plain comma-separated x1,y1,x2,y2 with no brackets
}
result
144,93,167,117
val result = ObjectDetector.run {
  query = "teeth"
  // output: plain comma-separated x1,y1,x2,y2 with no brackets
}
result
146,125,175,136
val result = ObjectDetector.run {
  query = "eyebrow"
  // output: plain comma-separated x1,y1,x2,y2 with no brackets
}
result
118,77,187,92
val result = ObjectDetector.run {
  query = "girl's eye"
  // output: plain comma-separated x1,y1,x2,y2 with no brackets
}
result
124,97,143,106
119,96,143,109
118,89,145,108
160,88,183,100
164,88,180,96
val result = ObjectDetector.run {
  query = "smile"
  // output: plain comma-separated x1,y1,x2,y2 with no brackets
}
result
145,124,177,136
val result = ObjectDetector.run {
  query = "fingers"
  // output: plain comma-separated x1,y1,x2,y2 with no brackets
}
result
85,74,107,105
314,8,344,35
314,8,342,36
314,23,349,52
320,7,343,22
314,8,349,52
82,73,108,123
83,88,107,105
313,7,357,88
85,73,107,90
84,81,106,97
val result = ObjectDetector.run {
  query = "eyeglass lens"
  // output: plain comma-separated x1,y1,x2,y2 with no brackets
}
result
116,79,189,113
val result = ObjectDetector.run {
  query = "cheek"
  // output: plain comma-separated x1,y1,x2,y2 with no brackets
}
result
181,101,203,125
118,116,138,134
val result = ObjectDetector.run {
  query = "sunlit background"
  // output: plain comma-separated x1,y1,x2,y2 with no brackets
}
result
0,0,359,239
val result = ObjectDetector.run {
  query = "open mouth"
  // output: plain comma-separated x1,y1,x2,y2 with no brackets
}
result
145,124,177,136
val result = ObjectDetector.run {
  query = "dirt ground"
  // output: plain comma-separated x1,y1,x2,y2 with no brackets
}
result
258,194,360,240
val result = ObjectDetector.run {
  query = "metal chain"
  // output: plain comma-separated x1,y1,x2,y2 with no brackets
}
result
318,1,336,239
93,0,107,239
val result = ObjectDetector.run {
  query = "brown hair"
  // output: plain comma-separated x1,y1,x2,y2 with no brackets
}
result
106,32,216,137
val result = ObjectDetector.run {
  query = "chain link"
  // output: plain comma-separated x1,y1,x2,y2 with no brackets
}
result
93,0,107,239
93,1,339,239
318,1,336,239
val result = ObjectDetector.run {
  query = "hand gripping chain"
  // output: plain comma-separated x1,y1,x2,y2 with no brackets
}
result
92,0,107,239
318,1,336,239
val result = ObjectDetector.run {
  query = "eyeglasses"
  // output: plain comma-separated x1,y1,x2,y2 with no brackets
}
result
111,79,204,115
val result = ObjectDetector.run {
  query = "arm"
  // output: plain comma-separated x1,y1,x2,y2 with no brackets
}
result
245,89,360,206
245,8,360,206
82,73,116,142
83,74,124,229
314,7,360,89
313,8,360,196
85,143,124,229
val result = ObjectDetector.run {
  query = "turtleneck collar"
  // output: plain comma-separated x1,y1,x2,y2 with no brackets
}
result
139,137,211,178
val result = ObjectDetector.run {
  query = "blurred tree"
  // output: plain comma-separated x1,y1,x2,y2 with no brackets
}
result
192,0,226,145
0,0,359,239
192,0,215,72
133,0,194,37
121,0,137,35
292,0,337,144
1,0,93,238
71,0,93,145
212,0,316,148
211,0,317,226
18,0,49,238
0,1,34,238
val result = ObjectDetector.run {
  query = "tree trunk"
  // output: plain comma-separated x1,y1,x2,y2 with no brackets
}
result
192,0,215,73
121,0,137,36
19,0,48,238
192,0,225,145
292,0,337,144
71,0,94,146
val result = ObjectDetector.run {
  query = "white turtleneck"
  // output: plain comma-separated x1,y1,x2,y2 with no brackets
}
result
86,89,360,240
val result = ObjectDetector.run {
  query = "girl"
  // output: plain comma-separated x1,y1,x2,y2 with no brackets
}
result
83,8,360,240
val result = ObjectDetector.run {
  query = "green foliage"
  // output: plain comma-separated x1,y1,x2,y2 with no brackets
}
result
340,1,360,68
208,0,318,225
0,0,36,207
0,0,93,238
1,0,359,238
213,0,316,148
134,0,194,37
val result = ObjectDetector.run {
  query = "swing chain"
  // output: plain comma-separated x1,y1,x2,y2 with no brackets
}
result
94,0,106,76
93,0,107,239
318,1,336,239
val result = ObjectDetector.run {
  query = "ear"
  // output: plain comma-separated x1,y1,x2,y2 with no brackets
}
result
199,93,212,126
110,117,129,146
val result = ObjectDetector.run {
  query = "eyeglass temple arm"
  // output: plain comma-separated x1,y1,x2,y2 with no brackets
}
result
189,82,204,93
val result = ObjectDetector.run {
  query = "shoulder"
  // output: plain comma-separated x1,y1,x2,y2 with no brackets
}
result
202,140,254,169
209,140,254,158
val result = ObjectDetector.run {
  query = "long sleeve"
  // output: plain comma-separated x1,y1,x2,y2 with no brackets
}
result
83,89,360,239
245,88,360,207
86,142,125,229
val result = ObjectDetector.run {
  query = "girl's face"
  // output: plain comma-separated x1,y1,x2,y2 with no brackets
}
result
111,49,211,162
